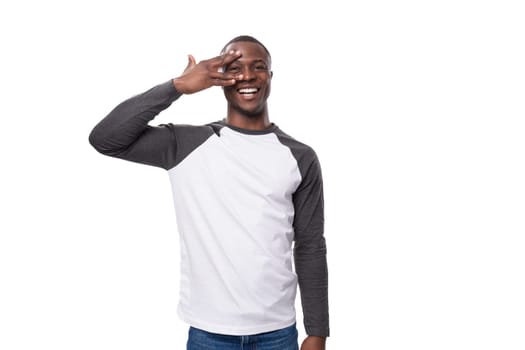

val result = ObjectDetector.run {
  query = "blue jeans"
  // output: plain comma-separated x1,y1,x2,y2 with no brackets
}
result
186,323,299,350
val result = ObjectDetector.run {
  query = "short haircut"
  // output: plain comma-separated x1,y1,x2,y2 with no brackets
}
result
220,35,271,59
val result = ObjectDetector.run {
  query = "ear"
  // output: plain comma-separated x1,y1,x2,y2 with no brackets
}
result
270,71,274,78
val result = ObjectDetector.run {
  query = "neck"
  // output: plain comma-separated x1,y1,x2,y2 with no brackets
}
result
226,108,271,131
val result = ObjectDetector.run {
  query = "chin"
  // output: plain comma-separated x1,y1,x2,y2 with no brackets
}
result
238,106,265,118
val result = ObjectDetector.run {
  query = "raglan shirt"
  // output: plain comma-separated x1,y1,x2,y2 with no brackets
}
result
89,80,329,337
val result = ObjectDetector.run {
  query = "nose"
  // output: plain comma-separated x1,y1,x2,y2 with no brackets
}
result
240,66,256,81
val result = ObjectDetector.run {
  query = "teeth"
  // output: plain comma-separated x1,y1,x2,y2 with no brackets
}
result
239,88,258,94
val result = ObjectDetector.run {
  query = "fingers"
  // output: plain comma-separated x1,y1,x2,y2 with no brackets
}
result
186,54,196,69
176,50,242,92
220,49,242,66
207,49,241,68
209,71,243,86
209,71,242,80
212,78,237,87
182,54,196,73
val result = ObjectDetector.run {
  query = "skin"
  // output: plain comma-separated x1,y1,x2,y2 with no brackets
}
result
172,41,327,349
221,41,272,130
173,41,273,131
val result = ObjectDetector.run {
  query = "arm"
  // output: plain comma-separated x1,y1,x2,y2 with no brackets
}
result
89,50,243,168
88,81,182,169
293,152,329,349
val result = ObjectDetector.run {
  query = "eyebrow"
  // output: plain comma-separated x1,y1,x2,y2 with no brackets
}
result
230,58,269,65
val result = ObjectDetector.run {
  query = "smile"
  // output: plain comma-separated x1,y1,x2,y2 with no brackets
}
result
237,88,259,95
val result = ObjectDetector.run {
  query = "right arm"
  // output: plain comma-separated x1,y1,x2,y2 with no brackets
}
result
88,81,182,169
89,50,243,169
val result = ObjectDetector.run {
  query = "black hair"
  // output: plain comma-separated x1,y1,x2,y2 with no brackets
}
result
220,35,271,58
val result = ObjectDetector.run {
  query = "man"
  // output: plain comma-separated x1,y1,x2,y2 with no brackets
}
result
89,35,329,350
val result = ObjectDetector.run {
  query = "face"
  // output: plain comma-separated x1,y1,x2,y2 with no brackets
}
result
222,41,272,118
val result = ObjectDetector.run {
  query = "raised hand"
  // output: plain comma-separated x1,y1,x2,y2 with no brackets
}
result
172,50,243,94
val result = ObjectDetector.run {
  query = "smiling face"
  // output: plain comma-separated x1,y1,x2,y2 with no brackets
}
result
222,41,273,119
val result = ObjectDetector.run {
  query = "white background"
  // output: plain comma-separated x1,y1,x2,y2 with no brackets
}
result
1,0,524,349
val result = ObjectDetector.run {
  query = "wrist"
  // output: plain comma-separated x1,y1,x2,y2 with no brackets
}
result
306,335,326,344
302,335,326,350
172,77,189,94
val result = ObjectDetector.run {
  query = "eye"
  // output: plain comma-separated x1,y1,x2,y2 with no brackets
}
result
255,64,268,71
226,66,240,73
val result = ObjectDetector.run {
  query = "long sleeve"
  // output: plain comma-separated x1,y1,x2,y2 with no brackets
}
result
292,151,330,337
89,80,183,169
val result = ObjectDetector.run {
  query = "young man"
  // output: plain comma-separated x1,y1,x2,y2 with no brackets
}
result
89,35,329,350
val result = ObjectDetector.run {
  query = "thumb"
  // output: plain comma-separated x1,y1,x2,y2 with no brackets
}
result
185,54,196,70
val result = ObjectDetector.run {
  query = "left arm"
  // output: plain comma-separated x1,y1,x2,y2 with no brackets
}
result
293,151,329,348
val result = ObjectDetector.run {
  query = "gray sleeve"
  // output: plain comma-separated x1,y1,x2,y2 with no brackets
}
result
292,149,330,337
89,80,213,170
